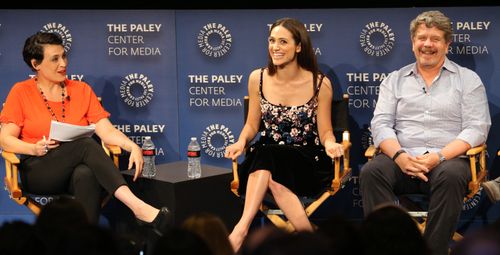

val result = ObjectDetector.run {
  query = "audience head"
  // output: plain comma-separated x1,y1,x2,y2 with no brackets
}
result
239,225,287,255
250,231,332,255
451,220,500,255
182,212,233,255
35,196,91,254
361,203,430,255
318,213,363,255
152,227,213,255
36,195,90,229
59,224,122,255
0,220,44,255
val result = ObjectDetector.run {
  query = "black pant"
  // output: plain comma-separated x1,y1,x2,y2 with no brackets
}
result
359,154,470,255
20,137,127,223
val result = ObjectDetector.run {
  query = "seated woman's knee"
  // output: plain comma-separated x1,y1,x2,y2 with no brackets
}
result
75,137,99,147
268,178,287,195
73,165,94,180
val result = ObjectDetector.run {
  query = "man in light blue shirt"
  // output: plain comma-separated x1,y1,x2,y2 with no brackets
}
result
360,10,491,255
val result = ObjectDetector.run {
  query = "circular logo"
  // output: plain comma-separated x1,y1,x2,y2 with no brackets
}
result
197,23,232,58
462,187,482,211
359,21,395,57
120,73,155,108
41,22,73,52
200,123,235,158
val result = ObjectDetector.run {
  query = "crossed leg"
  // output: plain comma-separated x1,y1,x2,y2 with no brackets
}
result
268,179,313,231
229,169,313,252
229,169,271,252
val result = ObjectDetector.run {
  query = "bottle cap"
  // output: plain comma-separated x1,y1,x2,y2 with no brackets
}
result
145,136,151,140
191,137,197,141
342,131,350,141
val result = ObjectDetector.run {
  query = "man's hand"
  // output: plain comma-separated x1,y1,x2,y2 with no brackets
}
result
394,153,429,182
415,152,441,170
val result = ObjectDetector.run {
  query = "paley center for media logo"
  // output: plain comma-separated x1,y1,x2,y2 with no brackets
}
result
41,22,73,52
197,22,232,58
359,21,395,57
200,123,235,158
120,73,155,108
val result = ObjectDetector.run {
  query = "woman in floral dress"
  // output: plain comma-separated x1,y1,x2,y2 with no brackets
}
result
224,17,344,252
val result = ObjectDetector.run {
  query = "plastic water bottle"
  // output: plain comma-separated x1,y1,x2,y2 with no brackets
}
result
187,137,201,179
142,136,156,178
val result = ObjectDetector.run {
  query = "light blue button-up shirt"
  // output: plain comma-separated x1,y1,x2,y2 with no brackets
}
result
371,58,491,157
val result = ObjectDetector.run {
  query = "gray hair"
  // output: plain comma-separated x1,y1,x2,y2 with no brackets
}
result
410,10,453,43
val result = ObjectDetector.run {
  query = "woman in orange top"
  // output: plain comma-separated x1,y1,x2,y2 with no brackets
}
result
0,32,171,233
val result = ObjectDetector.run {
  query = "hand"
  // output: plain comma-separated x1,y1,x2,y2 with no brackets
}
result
224,141,245,160
34,137,59,156
129,145,144,181
395,153,429,182
415,152,440,170
325,140,344,158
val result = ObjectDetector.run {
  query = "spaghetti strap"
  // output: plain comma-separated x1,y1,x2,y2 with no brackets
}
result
259,68,265,94
314,73,325,96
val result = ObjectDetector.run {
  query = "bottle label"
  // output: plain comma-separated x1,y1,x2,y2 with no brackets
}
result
143,149,155,156
187,150,200,157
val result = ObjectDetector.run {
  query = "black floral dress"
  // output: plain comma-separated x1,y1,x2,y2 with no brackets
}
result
237,69,333,197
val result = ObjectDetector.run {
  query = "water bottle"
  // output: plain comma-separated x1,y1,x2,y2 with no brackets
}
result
187,137,201,179
142,136,156,178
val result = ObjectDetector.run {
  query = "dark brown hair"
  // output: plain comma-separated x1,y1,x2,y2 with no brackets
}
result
23,32,63,71
267,17,319,86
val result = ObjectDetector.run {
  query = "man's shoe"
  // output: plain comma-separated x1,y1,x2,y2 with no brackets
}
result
482,179,500,203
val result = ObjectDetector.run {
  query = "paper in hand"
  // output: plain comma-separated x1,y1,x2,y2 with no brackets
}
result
49,120,96,142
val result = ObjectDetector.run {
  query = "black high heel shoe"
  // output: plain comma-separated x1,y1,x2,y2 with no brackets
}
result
137,207,173,236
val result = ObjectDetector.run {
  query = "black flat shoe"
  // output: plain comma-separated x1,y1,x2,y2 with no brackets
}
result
137,207,173,236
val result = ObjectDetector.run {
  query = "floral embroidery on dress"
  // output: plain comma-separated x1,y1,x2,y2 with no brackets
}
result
260,92,320,146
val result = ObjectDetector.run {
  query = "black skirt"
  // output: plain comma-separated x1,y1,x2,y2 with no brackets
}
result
237,140,333,197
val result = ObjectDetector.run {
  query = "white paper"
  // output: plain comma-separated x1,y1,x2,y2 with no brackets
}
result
49,120,96,142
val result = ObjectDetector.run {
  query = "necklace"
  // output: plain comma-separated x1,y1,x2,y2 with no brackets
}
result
37,82,66,122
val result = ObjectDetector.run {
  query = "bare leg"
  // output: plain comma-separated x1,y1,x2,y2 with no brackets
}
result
114,185,159,223
229,170,271,252
268,178,313,231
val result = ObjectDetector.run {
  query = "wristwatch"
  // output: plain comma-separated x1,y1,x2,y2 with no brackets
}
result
392,149,406,161
437,151,446,163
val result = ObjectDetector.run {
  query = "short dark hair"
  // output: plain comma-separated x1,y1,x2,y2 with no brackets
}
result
23,32,63,71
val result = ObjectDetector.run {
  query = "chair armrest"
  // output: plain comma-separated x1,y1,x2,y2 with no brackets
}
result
103,143,122,155
465,144,487,199
466,144,486,156
2,151,20,164
342,140,352,149
331,140,352,193
365,145,377,159
2,151,23,200
101,142,122,168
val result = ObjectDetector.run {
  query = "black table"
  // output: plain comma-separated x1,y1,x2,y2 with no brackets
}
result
104,161,242,231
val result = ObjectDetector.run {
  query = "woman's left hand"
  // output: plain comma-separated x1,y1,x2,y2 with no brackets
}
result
325,140,344,159
129,145,144,181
